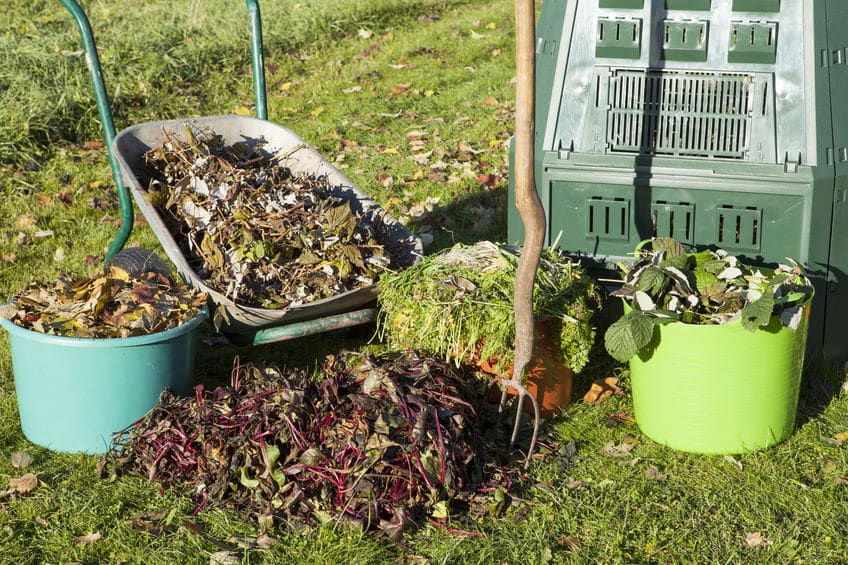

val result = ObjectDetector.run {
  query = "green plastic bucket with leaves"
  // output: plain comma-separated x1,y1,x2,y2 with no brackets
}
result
0,311,205,454
628,303,810,454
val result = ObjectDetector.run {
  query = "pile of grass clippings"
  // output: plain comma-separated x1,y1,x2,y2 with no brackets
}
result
102,352,521,541
377,241,602,375
142,128,394,310
0,266,206,338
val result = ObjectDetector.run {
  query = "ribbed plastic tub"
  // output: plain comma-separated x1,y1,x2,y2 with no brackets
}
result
0,311,205,454
628,304,810,454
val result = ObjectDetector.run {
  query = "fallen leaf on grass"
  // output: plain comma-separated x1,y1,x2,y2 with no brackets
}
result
8,473,38,493
582,377,623,404
74,532,102,544
558,535,580,550
228,533,277,550
743,531,770,548
13,214,36,230
564,477,588,490
603,440,636,457
10,451,33,469
209,550,240,565
724,455,743,470
645,464,668,481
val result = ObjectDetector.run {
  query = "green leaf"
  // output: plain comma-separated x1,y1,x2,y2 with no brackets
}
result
652,237,686,258
693,270,720,295
604,311,656,362
740,293,775,332
239,466,260,489
659,251,688,270
636,266,668,296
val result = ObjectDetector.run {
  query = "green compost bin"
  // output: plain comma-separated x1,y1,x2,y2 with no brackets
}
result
628,305,810,454
509,0,848,361
0,312,205,454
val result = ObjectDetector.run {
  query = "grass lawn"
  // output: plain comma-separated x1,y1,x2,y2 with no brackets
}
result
2,0,848,563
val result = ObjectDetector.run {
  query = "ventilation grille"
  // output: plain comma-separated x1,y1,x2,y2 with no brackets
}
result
606,70,754,159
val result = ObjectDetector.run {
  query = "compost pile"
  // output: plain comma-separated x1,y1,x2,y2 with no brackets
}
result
142,129,392,311
378,241,602,375
103,352,518,539
0,267,205,338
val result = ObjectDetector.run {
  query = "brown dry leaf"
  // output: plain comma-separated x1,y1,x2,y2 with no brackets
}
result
724,455,743,471
74,531,102,544
83,140,105,149
582,376,623,404
58,188,74,206
645,464,668,481
564,477,588,490
743,531,770,548
603,440,635,457
13,213,36,230
3,253,16,262
558,535,580,550
491,48,502,57
8,473,38,493
391,83,411,96
10,450,33,469
35,194,52,206
130,518,164,536
209,550,241,565
482,96,499,106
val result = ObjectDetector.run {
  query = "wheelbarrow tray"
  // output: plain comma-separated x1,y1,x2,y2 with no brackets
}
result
112,114,421,334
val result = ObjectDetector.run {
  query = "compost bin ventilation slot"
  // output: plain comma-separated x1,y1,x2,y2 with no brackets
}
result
606,70,754,159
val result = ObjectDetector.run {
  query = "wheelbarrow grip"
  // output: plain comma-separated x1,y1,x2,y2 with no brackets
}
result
59,0,134,261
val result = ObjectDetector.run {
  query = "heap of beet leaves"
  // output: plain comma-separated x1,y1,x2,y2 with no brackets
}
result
103,352,522,539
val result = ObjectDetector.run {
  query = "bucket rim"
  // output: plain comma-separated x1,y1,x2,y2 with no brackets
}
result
0,304,207,348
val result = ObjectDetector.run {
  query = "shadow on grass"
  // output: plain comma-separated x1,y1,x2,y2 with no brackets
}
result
796,360,846,425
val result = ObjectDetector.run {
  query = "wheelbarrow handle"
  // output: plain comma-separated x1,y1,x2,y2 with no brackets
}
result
246,0,268,120
59,0,133,262
58,0,270,259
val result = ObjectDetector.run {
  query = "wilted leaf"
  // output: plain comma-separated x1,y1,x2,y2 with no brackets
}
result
209,550,241,565
13,213,36,230
743,531,770,548
10,451,33,469
558,535,580,550
582,377,623,404
563,477,588,490
8,473,38,493
74,532,102,544
724,455,743,470
645,464,668,481
603,441,636,457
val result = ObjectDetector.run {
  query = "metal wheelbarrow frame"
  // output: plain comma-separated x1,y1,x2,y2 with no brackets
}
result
59,0,421,345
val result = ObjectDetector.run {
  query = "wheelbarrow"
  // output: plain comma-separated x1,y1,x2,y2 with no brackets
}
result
60,0,421,346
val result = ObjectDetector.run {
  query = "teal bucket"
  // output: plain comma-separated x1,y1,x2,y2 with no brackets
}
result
628,303,810,455
0,311,205,454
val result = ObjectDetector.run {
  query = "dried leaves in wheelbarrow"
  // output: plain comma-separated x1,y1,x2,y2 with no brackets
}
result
0,266,206,338
102,352,522,540
142,128,392,310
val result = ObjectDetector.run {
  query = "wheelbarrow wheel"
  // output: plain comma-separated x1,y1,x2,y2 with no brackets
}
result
108,247,172,279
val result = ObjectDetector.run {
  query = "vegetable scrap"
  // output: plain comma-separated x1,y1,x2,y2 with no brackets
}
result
142,128,395,310
0,266,206,338
377,241,602,376
102,352,523,540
